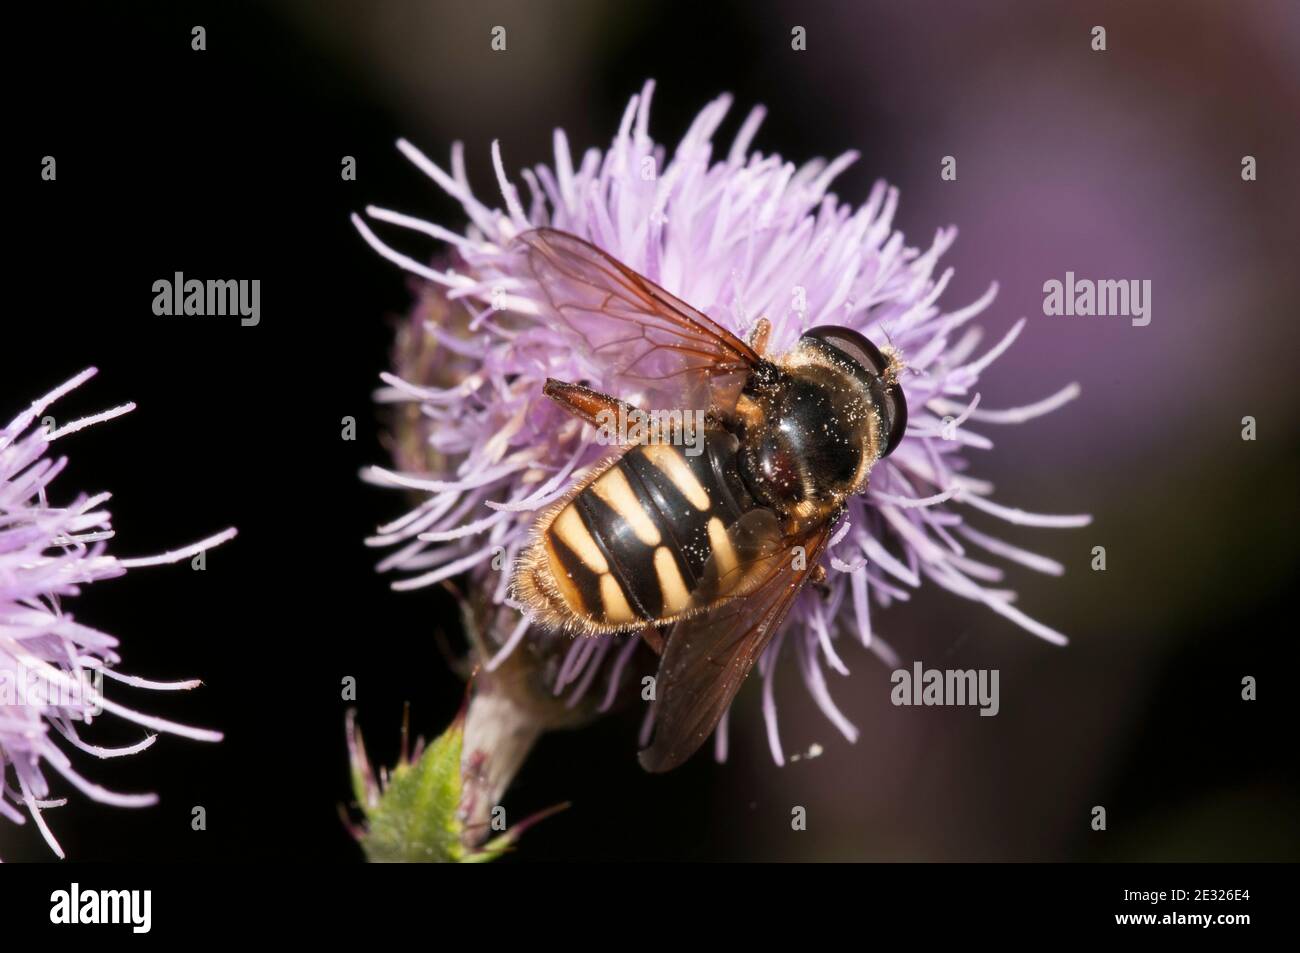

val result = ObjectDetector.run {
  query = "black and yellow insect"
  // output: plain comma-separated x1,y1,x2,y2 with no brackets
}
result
511,229,907,771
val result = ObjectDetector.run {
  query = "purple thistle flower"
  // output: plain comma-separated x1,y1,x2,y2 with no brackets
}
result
354,81,1090,768
0,368,235,858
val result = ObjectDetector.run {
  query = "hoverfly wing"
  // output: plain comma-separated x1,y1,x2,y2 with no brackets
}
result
516,228,760,416
637,518,835,773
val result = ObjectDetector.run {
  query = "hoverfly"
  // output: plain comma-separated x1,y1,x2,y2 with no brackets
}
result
511,229,907,771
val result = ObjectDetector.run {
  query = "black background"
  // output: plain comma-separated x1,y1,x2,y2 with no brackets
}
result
6,0,1297,863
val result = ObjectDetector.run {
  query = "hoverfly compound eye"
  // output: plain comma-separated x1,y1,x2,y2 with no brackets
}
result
878,377,907,458
802,325,890,377
801,325,907,459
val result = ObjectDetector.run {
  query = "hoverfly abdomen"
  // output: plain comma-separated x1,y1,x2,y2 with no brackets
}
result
524,429,757,634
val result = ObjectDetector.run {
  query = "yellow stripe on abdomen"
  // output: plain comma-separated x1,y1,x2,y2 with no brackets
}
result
653,546,692,614
641,444,711,510
551,504,608,573
592,468,662,545
599,573,636,624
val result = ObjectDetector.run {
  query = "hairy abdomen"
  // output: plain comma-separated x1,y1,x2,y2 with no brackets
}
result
519,430,755,633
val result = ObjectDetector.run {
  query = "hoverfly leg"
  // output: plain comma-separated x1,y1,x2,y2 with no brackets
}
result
746,317,772,356
542,378,640,428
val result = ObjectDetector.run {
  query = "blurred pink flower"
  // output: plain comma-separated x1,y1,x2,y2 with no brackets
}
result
0,368,235,857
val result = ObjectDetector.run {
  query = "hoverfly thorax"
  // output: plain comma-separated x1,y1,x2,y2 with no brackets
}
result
736,325,908,520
